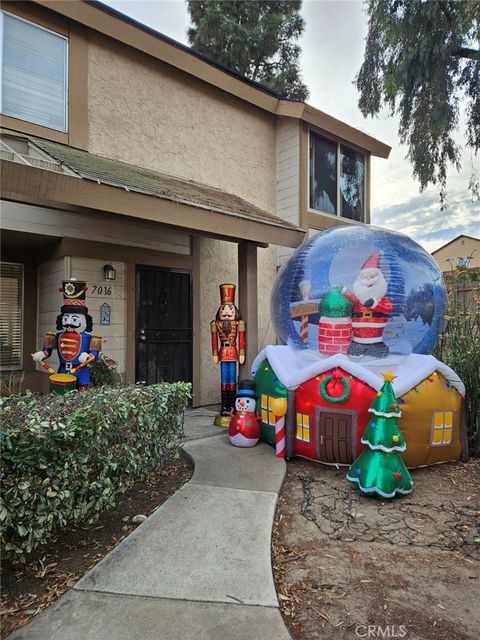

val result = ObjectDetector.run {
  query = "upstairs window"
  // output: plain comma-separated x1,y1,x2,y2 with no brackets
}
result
0,262,23,370
309,134,337,215
1,11,68,131
309,131,366,222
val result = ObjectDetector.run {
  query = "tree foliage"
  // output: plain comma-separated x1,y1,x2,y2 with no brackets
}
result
356,0,480,203
187,0,309,100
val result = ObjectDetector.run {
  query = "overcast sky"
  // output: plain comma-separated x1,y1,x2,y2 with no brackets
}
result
102,0,479,253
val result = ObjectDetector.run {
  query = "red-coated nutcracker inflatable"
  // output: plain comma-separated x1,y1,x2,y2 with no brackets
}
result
228,380,261,447
210,284,245,427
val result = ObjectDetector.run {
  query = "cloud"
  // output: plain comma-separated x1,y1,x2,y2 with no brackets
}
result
372,189,480,253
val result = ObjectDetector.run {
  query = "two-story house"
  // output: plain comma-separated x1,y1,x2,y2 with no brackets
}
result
0,0,390,405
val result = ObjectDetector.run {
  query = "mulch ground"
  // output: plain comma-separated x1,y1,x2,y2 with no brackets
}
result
272,457,480,640
1,452,193,639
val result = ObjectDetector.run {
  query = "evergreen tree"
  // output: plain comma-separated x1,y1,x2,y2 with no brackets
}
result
356,1,480,204
347,371,413,498
187,0,309,100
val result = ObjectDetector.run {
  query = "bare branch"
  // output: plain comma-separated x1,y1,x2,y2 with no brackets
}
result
451,47,480,61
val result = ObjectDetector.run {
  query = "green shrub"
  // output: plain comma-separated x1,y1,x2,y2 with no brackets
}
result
434,268,480,457
89,354,122,387
0,382,191,563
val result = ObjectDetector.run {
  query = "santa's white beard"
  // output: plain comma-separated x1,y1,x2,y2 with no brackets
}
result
353,273,387,304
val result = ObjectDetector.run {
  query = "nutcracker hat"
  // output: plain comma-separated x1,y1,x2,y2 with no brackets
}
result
361,251,383,272
219,283,236,305
236,379,256,398
58,279,89,315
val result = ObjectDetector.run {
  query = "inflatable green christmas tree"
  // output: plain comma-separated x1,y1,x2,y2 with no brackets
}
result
347,371,413,498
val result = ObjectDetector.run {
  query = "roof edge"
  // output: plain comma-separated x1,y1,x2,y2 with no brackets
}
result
32,0,391,158
431,234,480,255
252,345,465,396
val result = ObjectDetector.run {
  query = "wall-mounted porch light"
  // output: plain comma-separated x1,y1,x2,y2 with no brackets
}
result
103,264,116,281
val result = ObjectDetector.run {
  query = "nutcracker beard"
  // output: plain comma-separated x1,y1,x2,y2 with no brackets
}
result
221,320,232,333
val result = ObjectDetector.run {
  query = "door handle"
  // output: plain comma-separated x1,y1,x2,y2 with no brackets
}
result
139,335,146,342
320,435,324,445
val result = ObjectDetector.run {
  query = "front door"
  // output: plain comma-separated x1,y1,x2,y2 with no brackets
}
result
315,409,356,464
136,266,192,385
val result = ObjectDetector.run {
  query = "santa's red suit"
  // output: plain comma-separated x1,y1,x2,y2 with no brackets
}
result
342,251,393,358
343,294,393,343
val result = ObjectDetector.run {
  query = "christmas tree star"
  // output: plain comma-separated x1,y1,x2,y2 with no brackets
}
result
382,370,397,383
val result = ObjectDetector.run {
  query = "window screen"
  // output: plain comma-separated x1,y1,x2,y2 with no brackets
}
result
1,11,68,131
0,262,24,369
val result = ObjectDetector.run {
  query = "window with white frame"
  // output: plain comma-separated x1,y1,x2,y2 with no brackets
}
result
309,131,366,222
0,262,24,369
0,11,68,131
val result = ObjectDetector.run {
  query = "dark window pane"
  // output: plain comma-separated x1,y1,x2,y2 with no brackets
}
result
309,132,337,214
0,262,23,369
340,146,365,222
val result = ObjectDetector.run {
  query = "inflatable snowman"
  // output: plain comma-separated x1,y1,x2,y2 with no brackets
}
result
228,380,261,447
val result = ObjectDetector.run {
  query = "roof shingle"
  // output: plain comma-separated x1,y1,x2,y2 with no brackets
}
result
31,138,300,232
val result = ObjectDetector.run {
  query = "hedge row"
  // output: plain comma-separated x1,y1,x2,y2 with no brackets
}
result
0,382,191,563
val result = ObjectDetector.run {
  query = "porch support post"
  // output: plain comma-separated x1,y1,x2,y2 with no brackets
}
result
238,241,258,379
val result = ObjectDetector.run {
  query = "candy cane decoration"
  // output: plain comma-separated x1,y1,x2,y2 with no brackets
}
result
299,280,311,346
275,414,286,458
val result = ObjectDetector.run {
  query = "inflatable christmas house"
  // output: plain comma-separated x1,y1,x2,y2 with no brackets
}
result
252,347,465,468
252,226,467,469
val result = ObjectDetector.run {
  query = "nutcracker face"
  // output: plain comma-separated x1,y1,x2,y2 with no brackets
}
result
218,304,237,320
235,396,256,412
61,313,87,333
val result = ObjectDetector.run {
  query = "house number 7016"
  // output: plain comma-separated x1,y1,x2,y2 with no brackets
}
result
91,285,112,296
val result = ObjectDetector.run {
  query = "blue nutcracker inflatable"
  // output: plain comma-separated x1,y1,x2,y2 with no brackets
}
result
33,279,102,391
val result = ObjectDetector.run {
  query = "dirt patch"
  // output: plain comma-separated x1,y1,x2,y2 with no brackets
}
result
1,452,193,638
272,458,480,640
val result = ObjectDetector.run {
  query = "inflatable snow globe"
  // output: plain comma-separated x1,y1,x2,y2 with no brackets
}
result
271,225,447,357
252,226,466,470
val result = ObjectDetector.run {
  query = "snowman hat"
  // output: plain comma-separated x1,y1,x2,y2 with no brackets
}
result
236,379,256,398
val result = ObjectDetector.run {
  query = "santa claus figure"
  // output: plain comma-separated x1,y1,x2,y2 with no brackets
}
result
228,380,261,447
342,251,393,358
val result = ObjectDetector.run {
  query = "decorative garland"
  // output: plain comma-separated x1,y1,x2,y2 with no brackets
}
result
320,375,351,403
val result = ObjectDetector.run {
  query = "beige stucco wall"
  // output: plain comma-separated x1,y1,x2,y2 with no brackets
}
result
87,34,276,213
432,236,480,272
257,246,278,350
198,238,238,406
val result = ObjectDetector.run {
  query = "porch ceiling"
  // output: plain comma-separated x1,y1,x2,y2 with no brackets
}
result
12,138,303,248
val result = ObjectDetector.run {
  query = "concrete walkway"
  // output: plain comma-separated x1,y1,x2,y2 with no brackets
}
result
9,413,291,640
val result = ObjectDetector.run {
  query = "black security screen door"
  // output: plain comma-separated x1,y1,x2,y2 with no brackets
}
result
136,266,192,385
